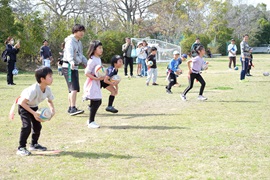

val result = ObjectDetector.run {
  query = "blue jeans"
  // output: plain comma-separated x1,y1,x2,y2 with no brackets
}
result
240,57,249,80
141,59,147,76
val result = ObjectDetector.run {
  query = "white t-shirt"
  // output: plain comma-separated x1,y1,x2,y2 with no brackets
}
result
136,47,147,59
228,44,237,57
83,56,102,100
18,83,54,107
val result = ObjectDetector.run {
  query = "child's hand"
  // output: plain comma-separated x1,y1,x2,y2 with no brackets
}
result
33,112,45,123
98,76,105,81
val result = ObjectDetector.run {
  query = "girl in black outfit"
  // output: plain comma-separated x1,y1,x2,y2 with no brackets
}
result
5,37,20,85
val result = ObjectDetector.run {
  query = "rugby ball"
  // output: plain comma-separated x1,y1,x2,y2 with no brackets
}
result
95,65,106,78
12,68,19,75
263,72,269,76
37,108,52,121
234,66,238,70
175,69,182,75
147,61,153,66
111,75,121,82
201,61,208,71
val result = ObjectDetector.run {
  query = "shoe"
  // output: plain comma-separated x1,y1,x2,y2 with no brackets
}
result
246,74,252,76
239,79,249,83
29,144,47,151
16,147,31,156
198,95,207,101
152,83,159,85
166,89,172,94
8,83,16,86
180,94,187,101
146,83,149,86
106,106,118,113
69,107,84,116
67,107,71,113
88,121,100,128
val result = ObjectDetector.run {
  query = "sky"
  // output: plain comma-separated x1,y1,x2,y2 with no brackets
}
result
243,0,270,9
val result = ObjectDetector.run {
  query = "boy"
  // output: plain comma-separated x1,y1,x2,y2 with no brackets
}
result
16,67,55,156
101,55,123,113
146,47,158,86
166,51,187,94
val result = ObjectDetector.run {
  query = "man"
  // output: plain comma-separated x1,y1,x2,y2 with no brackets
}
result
62,24,88,115
228,39,237,70
40,40,53,67
240,34,252,81
191,37,201,57
122,37,134,77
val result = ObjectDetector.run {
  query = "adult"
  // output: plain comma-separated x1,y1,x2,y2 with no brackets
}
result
228,39,237,70
240,34,252,81
40,40,53,67
62,24,88,115
5,37,20,85
191,37,201,57
122,37,134,77
141,40,150,76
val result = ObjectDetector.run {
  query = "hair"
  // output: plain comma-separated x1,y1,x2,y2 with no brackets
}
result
243,34,249,37
196,37,200,40
35,67,53,83
150,46,157,52
111,55,122,67
195,45,205,54
142,40,148,46
43,39,48,43
72,24,85,34
87,40,103,58
5,36,13,44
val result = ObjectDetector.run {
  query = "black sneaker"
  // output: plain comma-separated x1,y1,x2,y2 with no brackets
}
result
67,107,71,113
69,107,84,116
29,144,47,151
152,83,159,85
106,106,118,113
17,147,31,156
166,89,173,94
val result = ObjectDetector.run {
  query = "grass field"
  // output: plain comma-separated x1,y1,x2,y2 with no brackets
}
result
0,55,270,179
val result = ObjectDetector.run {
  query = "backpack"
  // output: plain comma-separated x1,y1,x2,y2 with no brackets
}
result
1,49,8,62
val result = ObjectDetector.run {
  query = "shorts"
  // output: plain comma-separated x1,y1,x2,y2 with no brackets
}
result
100,80,109,89
136,58,144,64
62,67,80,93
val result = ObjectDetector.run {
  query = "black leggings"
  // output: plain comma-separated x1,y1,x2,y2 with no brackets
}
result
89,100,102,123
183,73,206,96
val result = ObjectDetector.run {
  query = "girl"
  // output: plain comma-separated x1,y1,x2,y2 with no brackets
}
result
5,36,20,85
136,42,146,77
181,45,208,101
83,40,104,128
101,55,123,113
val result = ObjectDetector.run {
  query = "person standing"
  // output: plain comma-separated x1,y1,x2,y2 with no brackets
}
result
141,40,150,76
146,47,158,86
191,37,201,57
5,37,20,85
62,24,88,115
240,34,252,81
228,39,237,70
122,37,134,77
40,40,53,67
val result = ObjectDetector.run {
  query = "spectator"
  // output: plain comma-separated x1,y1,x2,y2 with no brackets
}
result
191,37,201,57
240,34,252,81
122,37,134,77
40,40,53,67
228,39,237,70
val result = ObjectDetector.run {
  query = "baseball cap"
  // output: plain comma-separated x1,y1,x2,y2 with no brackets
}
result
173,50,180,55
181,54,188,58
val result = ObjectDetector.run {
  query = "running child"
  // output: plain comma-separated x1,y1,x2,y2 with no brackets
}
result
165,51,187,94
146,46,158,86
101,55,123,113
181,45,208,101
83,40,104,128
16,67,55,156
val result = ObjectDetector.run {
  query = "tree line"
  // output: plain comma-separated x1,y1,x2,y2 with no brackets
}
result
0,0,269,71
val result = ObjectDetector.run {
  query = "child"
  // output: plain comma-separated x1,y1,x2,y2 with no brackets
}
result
136,42,146,77
16,67,55,156
83,40,104,128
146,47,158,86
101,55,123,113
166,51,187,94
181,45,208,101
246,53,254,76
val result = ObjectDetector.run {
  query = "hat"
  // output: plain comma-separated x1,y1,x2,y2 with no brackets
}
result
173,50,180,55
231,39,235,41
137,41,143,47
181,54,188,58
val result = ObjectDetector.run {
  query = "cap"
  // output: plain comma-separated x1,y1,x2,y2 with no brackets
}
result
137,41,143,46
181,54,188,59
173,50,180,55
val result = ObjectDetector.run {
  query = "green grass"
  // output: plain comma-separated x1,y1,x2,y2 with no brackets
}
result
0,54,270,179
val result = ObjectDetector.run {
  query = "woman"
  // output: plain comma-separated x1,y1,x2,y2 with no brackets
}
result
5,37,20,85
141,40,149,76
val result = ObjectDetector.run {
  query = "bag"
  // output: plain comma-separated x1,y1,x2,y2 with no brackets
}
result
1,49,8,62
131,48,137,58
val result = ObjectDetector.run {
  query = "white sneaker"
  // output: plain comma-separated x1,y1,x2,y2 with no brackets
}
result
198,95,207,101
180,94,187,101
16,147,31,156
88,121,100,128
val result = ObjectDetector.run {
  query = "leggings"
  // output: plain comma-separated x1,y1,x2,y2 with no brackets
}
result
89,100,102,123
183,73,206,96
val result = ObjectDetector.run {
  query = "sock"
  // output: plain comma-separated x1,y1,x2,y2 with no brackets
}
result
108,95,115,107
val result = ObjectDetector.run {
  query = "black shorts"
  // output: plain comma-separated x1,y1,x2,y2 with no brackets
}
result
62,67,80,93
100,80,109,89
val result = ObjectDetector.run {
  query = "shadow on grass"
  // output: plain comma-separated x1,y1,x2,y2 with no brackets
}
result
210,100,261,103
102,125,189,130
35,151,134,159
